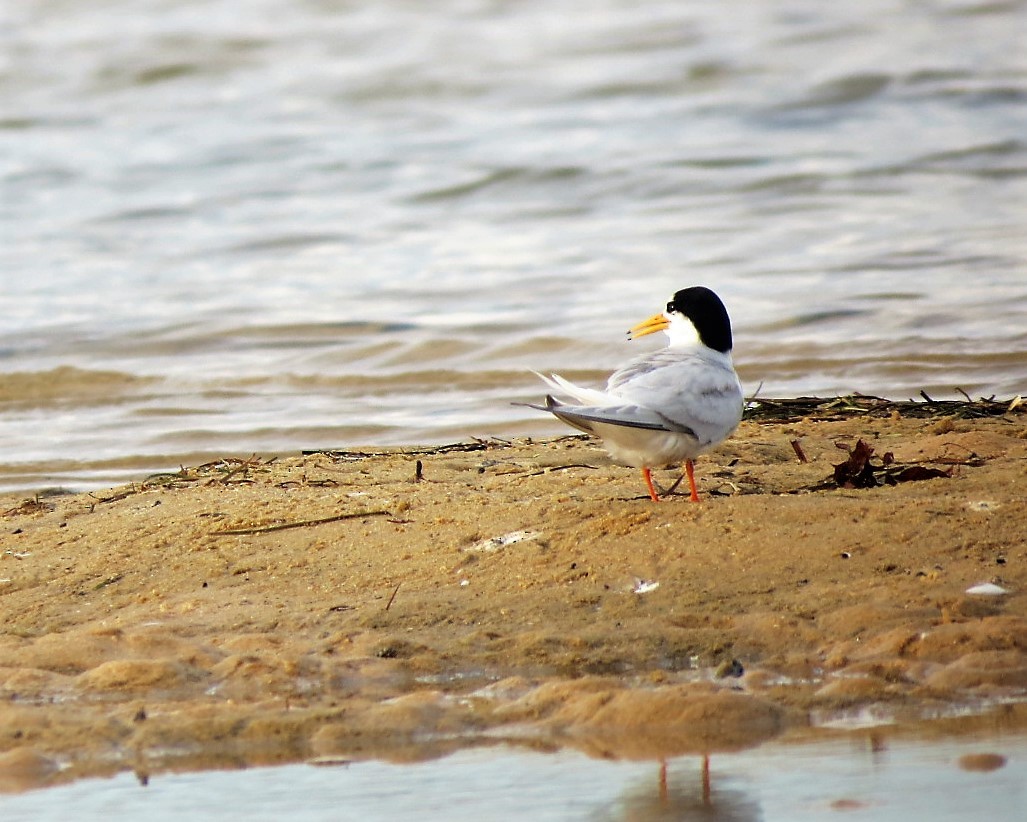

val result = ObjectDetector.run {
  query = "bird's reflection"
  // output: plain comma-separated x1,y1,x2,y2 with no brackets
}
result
557,687,783,821
589,754,761,821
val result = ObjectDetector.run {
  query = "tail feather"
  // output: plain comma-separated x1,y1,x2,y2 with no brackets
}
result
532,371,616,407
546,397,598,436
513,393,598,435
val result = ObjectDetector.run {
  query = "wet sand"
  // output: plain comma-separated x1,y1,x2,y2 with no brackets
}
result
1,403,1025,791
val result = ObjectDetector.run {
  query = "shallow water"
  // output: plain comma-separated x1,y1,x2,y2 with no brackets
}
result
2,730,1025,821
2,0,1025,491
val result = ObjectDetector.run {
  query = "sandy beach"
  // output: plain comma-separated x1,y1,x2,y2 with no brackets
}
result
1,398,1025,791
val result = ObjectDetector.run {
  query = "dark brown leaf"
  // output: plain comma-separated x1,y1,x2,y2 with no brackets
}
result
833,439,879,489
830,438,955,489
891,465,953,483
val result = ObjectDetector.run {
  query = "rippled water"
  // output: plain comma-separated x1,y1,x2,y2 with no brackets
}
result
3,0,1025,491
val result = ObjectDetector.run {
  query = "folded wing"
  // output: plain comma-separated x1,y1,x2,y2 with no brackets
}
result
541,395,698,437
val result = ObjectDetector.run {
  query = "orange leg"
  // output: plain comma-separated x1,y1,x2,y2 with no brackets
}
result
641,467,660,502
685,458,700,502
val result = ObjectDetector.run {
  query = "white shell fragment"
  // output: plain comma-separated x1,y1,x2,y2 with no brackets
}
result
466,530,542,553
633,579,660,595
965,582,1009,596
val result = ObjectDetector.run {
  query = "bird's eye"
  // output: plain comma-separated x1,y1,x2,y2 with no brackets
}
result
666,301,675,313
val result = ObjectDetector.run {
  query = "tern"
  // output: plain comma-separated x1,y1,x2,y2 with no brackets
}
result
529,286,743,502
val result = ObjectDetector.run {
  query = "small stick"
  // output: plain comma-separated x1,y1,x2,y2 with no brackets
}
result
214,509,390,536
414,460,423,482
208,459,256,486
526,464,598,476
790,439,808,463
385,583,401,611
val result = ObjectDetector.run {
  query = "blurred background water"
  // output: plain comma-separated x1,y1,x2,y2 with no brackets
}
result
2,0,1025,492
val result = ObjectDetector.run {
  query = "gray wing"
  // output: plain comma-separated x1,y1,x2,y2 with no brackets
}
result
537,395,698,436
605,349,743,439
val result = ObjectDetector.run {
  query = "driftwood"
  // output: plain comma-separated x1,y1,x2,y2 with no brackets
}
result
742,393,1022,422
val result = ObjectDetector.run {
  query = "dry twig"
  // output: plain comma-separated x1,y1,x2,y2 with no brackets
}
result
214,509,391,536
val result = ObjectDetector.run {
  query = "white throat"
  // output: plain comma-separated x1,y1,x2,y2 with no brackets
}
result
664,313,702,349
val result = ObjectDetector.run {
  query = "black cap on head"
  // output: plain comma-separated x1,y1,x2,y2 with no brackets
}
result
667,286,733,353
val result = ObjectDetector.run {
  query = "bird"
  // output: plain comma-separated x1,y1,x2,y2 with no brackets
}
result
528,286,744,502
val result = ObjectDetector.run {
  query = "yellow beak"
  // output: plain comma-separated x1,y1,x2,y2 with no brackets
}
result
628,312,670,339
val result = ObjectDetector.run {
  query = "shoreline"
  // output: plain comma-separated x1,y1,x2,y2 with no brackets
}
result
1,394,1020,497
1,402,1025,791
